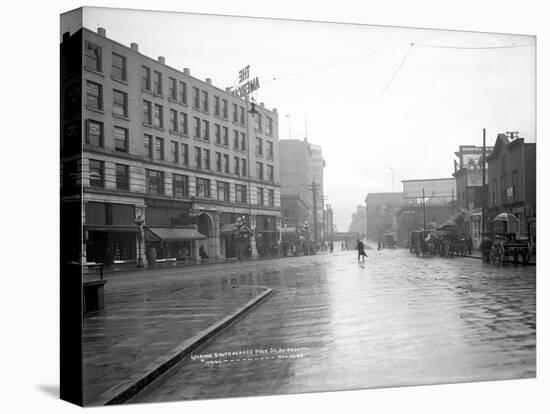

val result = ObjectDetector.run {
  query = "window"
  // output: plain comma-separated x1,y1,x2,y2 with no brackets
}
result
181,143,189,166
215,124,221,144
146,169,164,194
170,109,178,131
155,137,164,160
195,147,202,168
194,117,201,138
180,112,188,135
215,152,222,172
179,81,187,104
193,87,200,109
217,181,230,201
203,149,211,170
240,133,246,151
89,159,104,188
115,164,130,190
266,117,273,136
233,103,239,122
142,66,151,90
201,90,209,112
256,162,264,180
241,158,247,177
214,96,220,116
223,154,230,173
114,126,128,152
501,157,507,173
268,189,275,207
234,157,240,175
86,120,103,147
112,53,126,81
170,141,179,163
492,178,497,206
202,120,210,141
267,165,274,182
154,104,163,128
256,137,263,155
86,81,102,110
267,141,274,158
257,187,264,206
173,174,189,198
501,174,508,203
233,130,239,149
144,134,153,159
113,90,128,117
222,99,228,119
85,41,101,72
512,169,518,201
143,100,152,124
169,77,177,100
255,112,262,132
236,184,247,204
223,127,229,146
196,178,210,198
240,106,245,125
153,71,162,95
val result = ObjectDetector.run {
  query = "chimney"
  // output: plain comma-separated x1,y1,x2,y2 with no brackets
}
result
206,78,212,85
183,68,190,76
97,27,106,37
273,108,278,114
260,102,265,108
130,43,139,52
225,87,232,93
158,56,165,65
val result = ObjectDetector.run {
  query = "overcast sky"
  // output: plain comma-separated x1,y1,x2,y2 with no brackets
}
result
65,7,535,231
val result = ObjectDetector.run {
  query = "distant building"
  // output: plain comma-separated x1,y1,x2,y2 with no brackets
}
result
365,193,405,241
402,178,457,205
486,133,536,245
348,204,367,238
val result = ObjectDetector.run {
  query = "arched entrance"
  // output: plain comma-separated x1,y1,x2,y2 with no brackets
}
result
197,213,219,259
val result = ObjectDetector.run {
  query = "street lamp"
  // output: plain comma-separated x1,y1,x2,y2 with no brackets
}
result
303,220,310,255
235,215,247,260
134,212,144,268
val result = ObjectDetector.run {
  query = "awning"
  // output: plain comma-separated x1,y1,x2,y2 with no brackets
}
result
84,225,138,233
145,227,207,242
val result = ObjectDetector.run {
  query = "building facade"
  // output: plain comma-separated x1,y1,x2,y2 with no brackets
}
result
486,133,536,245
61,27,282,265
348,204,367,239
365,192,405,241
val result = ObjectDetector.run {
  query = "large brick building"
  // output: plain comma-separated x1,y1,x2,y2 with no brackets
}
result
61,27,282,265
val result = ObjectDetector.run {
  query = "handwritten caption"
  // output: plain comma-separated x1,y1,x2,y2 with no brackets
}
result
191,346,310,366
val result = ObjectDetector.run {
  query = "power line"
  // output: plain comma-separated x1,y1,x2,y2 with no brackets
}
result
415,42,535,50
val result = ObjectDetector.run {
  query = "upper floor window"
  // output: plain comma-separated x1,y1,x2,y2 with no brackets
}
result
256,137,263,155
169,77,177,100
143,100,152,124
223,154,230,174
223,127,229,146
266,117,273,136
146,169,164,195
235,184,247,204
234,157,240,175
233,130,239,149
214,96,220,116
222,99,228,119
170,109,178,131
268,189,275,207
111,53,126,81
89,159,104,188
193,87,200,109
257,187,264,206
114,126,129,152
85,41,102,72
113,90,128,117
144,134,153,159
215,152,222,172
181,143,189,166
115,164,130,191
240,132,246,151
255,112,262,132
267,141,274,158
241,158,247,177
194,117,201,139
85,120,103,147
201,90,209,112
256,162,264,180
240,106,245,125
179,81,187,104
180,112,188,135
196,177,211,198
173,174,189,198
202,120,210,141
232,103,239,122
203,149,211,170
170,141,179,163
215,124,221,144
142,66,151,90
86,81,102,110
217,181,230,202
153,71,162,95
153,104,163,128
267,165,274,182
155,137,164,160
195,147,202,169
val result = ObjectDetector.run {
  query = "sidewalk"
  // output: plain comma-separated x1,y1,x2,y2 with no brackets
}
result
465,249,536,265
82,268,272,405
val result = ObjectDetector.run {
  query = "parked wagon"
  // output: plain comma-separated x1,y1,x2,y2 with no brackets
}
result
488,212,532,265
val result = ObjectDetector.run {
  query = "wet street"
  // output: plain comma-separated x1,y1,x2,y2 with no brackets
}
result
131,248,536,403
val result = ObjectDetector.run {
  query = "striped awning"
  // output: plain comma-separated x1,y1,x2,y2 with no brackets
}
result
145,227,207,242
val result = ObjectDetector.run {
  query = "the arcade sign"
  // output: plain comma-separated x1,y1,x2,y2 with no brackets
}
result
233,65,260,97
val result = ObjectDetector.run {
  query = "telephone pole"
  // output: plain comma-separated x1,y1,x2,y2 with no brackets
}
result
482,128,487,231
311,181,318,249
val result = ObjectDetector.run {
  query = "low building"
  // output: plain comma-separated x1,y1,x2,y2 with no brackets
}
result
365,193,405,241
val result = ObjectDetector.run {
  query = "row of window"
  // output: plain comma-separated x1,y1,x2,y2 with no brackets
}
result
85,40,274,135
86,120,275,181
88,159,276,206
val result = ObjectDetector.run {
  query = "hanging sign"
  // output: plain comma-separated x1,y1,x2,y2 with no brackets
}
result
233,65,260,97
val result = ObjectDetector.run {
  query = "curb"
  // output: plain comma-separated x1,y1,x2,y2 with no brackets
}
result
465,254,536,266
97,286,274,405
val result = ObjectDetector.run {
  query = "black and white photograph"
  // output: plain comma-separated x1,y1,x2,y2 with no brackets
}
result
56,5,541,407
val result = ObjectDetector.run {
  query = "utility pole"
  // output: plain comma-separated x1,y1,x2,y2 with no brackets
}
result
482,128,487,231
311,180,318,249
451,188,455,216
422,188,426,233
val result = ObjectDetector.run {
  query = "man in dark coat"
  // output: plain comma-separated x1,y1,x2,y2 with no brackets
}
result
357,239,368,262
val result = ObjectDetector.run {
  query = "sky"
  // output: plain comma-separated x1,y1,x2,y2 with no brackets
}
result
64,7,535,231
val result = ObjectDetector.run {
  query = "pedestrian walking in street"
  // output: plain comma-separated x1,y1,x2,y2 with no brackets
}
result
357,239,368,262
329,240,334,253
199,244,209,261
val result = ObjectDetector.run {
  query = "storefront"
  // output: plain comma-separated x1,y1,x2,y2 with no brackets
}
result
219,213,252,258
84,201,138,264
144,227,207,261
255,215,279,257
